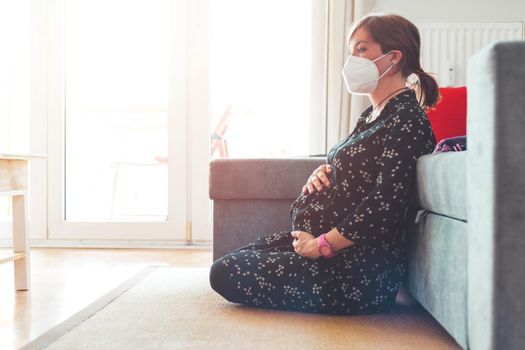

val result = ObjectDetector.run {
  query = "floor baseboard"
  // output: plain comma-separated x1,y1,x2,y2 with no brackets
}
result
0,239,212,249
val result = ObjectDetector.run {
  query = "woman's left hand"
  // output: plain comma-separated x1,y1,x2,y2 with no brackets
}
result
291,231,321,260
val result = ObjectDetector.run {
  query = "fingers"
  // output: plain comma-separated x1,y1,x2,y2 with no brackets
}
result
304,178,316,194
304,165,333,195
291,231,300,253
311,173,333,194
311,176,324,192
292,238,302,254
316,164,332,176
305,178,320,194
317,171,331,188
303,181,315,194
291,231,319,259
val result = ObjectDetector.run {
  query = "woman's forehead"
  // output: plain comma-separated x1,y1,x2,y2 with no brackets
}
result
349,28,375,47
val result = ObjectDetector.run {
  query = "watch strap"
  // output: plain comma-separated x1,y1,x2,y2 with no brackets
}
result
318,233,335,258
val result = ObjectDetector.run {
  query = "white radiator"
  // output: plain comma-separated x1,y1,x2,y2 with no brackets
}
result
414,21,524,86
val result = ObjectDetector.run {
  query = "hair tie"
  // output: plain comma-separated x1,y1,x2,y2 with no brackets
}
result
406,72,419,86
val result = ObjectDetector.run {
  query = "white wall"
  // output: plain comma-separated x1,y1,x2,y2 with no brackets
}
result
372,0,525,22
354,0,524,87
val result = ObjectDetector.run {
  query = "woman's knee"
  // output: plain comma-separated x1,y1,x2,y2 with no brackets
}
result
209,258,227,293
209,258,243,303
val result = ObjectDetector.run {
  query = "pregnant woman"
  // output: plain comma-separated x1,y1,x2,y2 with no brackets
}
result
209,13,438,315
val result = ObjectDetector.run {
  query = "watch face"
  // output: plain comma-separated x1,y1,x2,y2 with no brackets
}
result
320,244,331,256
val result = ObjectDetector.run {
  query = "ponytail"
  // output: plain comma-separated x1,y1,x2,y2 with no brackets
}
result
414,69,441,111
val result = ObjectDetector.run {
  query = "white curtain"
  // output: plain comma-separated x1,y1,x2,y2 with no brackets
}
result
325,0,376,151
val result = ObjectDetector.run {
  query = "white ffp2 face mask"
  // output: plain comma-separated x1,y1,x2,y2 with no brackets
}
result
341,50,396,95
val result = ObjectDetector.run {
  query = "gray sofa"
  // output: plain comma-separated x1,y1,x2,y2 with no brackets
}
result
208,41,525,350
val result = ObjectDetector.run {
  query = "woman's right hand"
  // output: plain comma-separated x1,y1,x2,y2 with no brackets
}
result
302,164,333,194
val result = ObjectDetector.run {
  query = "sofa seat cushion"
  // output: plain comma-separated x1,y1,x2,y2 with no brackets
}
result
412,151,467,222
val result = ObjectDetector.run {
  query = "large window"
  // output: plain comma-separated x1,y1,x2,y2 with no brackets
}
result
0,0,31,235
44,0,329,242
64,0,170,222
209,0,326,159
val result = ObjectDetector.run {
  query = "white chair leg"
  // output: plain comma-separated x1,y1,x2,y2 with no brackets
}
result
12,194,30,291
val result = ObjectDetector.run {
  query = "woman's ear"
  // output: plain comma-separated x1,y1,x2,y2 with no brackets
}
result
391,50,403,65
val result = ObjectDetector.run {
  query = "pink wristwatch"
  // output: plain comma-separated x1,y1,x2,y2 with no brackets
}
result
318,234,336,258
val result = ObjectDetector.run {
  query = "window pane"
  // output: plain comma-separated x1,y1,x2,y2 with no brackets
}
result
0,0,31,225
209,0,321,158
64,0,170,221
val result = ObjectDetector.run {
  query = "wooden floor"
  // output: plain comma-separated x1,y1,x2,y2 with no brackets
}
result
0,247,460,350
0,247,213,350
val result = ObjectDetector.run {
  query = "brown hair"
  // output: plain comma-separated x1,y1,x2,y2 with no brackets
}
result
347,13,441,110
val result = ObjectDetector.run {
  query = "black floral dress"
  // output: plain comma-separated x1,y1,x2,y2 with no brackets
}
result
209,89,436,315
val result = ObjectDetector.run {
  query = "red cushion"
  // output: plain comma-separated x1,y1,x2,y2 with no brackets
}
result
425,86,467,143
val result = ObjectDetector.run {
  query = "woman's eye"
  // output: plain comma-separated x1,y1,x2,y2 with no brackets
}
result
357,47,366,53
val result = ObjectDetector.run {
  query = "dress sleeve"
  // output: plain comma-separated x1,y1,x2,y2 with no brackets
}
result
334,114,435,246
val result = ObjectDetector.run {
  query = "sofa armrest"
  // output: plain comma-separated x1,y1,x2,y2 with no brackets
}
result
467,41,525,350
209,157,326,200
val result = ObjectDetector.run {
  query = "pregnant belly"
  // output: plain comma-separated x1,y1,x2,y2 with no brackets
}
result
290,187,338,236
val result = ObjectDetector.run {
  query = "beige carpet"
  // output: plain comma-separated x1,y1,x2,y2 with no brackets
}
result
21,266,460,350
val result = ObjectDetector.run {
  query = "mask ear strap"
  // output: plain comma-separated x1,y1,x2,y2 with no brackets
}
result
377,61,396,80
373,50,395,62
